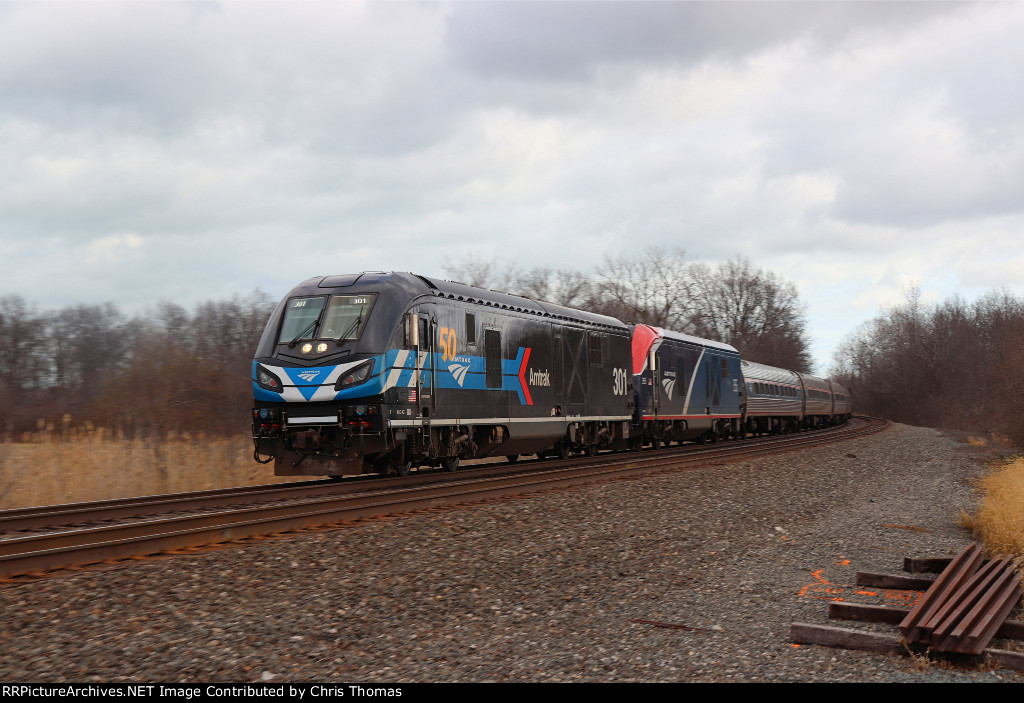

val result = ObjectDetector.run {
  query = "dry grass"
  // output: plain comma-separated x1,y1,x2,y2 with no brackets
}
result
0,423,303,510
961,455,1024,557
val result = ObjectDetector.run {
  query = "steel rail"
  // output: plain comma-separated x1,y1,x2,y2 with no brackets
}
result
0,417,887,579
0,418,880,534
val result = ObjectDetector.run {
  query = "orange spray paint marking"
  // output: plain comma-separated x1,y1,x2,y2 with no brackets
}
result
798,565,927,606
884,589,923,608
811,569,832,585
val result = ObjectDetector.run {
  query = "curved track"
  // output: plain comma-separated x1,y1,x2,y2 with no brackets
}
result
0,417,887,580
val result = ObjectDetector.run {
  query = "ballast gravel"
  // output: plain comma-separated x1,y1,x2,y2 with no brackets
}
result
1,423,1022,683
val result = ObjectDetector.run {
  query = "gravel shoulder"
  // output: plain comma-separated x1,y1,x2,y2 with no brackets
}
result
2,423,1021,683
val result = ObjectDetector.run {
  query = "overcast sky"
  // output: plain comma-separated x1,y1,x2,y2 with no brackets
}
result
3,1,1023,372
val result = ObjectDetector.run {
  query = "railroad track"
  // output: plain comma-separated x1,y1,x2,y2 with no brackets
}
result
0,416,888,580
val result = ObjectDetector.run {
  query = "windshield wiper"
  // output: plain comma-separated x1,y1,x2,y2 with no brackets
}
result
287,318,320,348
334,300,369,344
335,315,363,345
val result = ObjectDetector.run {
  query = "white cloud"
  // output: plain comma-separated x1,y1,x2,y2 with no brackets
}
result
1,0,1023,373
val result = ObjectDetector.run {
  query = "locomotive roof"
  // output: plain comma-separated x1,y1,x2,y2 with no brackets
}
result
739,358,801,382
741,358,841,391
653,326,739,354
299,272,630,332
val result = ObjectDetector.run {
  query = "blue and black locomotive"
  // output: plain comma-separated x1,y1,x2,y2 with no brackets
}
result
251,271,851,477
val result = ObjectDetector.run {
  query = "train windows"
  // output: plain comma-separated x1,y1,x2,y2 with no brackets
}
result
721,359,728,379
278,295,377,345
485,329,502,388
677,347,700,387
404,313,418,348
321,295,376,341
466,313,476,345
589,333,603,367
278,296,326,344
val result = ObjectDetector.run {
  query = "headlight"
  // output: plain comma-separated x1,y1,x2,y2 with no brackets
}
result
335,359,374,390
256,365,284,392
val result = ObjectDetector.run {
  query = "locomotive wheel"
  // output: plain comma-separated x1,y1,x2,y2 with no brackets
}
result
651,438,662,450
442,456,460,472
585,444,597,457
506,455,519,464
395,460,412,477
556,442,570,460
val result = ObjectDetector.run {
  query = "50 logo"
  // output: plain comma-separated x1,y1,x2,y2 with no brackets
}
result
439,327,457,362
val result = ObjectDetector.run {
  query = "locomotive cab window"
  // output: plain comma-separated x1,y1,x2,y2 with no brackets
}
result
320,295,376,341
466,313,477,345
278,296,327,344
278,294,376,344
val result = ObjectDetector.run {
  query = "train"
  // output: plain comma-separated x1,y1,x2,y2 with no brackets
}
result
251,271,852,477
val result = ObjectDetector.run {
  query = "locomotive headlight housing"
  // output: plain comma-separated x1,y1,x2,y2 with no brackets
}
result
256,365,284,393
335,359,374,390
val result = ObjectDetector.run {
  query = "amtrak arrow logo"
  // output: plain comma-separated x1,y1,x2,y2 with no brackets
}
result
298,370,322,382
448,363,470,387
661,377,676,400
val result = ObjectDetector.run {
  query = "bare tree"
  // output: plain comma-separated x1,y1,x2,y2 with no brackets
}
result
52,303,131,392
548,268,595,308
0,296,48,391
832,286,1024,444
688,258,811,371
443,254,588,306
442,252,520,291
592,246,695,328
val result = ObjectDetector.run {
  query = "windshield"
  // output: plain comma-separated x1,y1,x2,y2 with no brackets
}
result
278,297,326,344
277,294,376,344
321,295,374,341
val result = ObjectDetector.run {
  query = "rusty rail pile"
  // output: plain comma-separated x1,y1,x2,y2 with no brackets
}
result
900,543,1023,655
792,544,1024,672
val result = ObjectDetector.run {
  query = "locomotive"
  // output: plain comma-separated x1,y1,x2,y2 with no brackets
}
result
251,271,851,477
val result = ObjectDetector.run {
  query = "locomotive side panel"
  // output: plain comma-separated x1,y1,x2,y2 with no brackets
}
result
632,325,743,445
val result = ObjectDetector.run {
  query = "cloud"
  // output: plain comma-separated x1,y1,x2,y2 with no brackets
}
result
444,1,961,81
0,0,1022,373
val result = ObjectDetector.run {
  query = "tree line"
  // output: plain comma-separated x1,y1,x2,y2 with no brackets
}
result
0,291,276,438
0,251,813,439
832,287,1024,445
444,248,812,372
